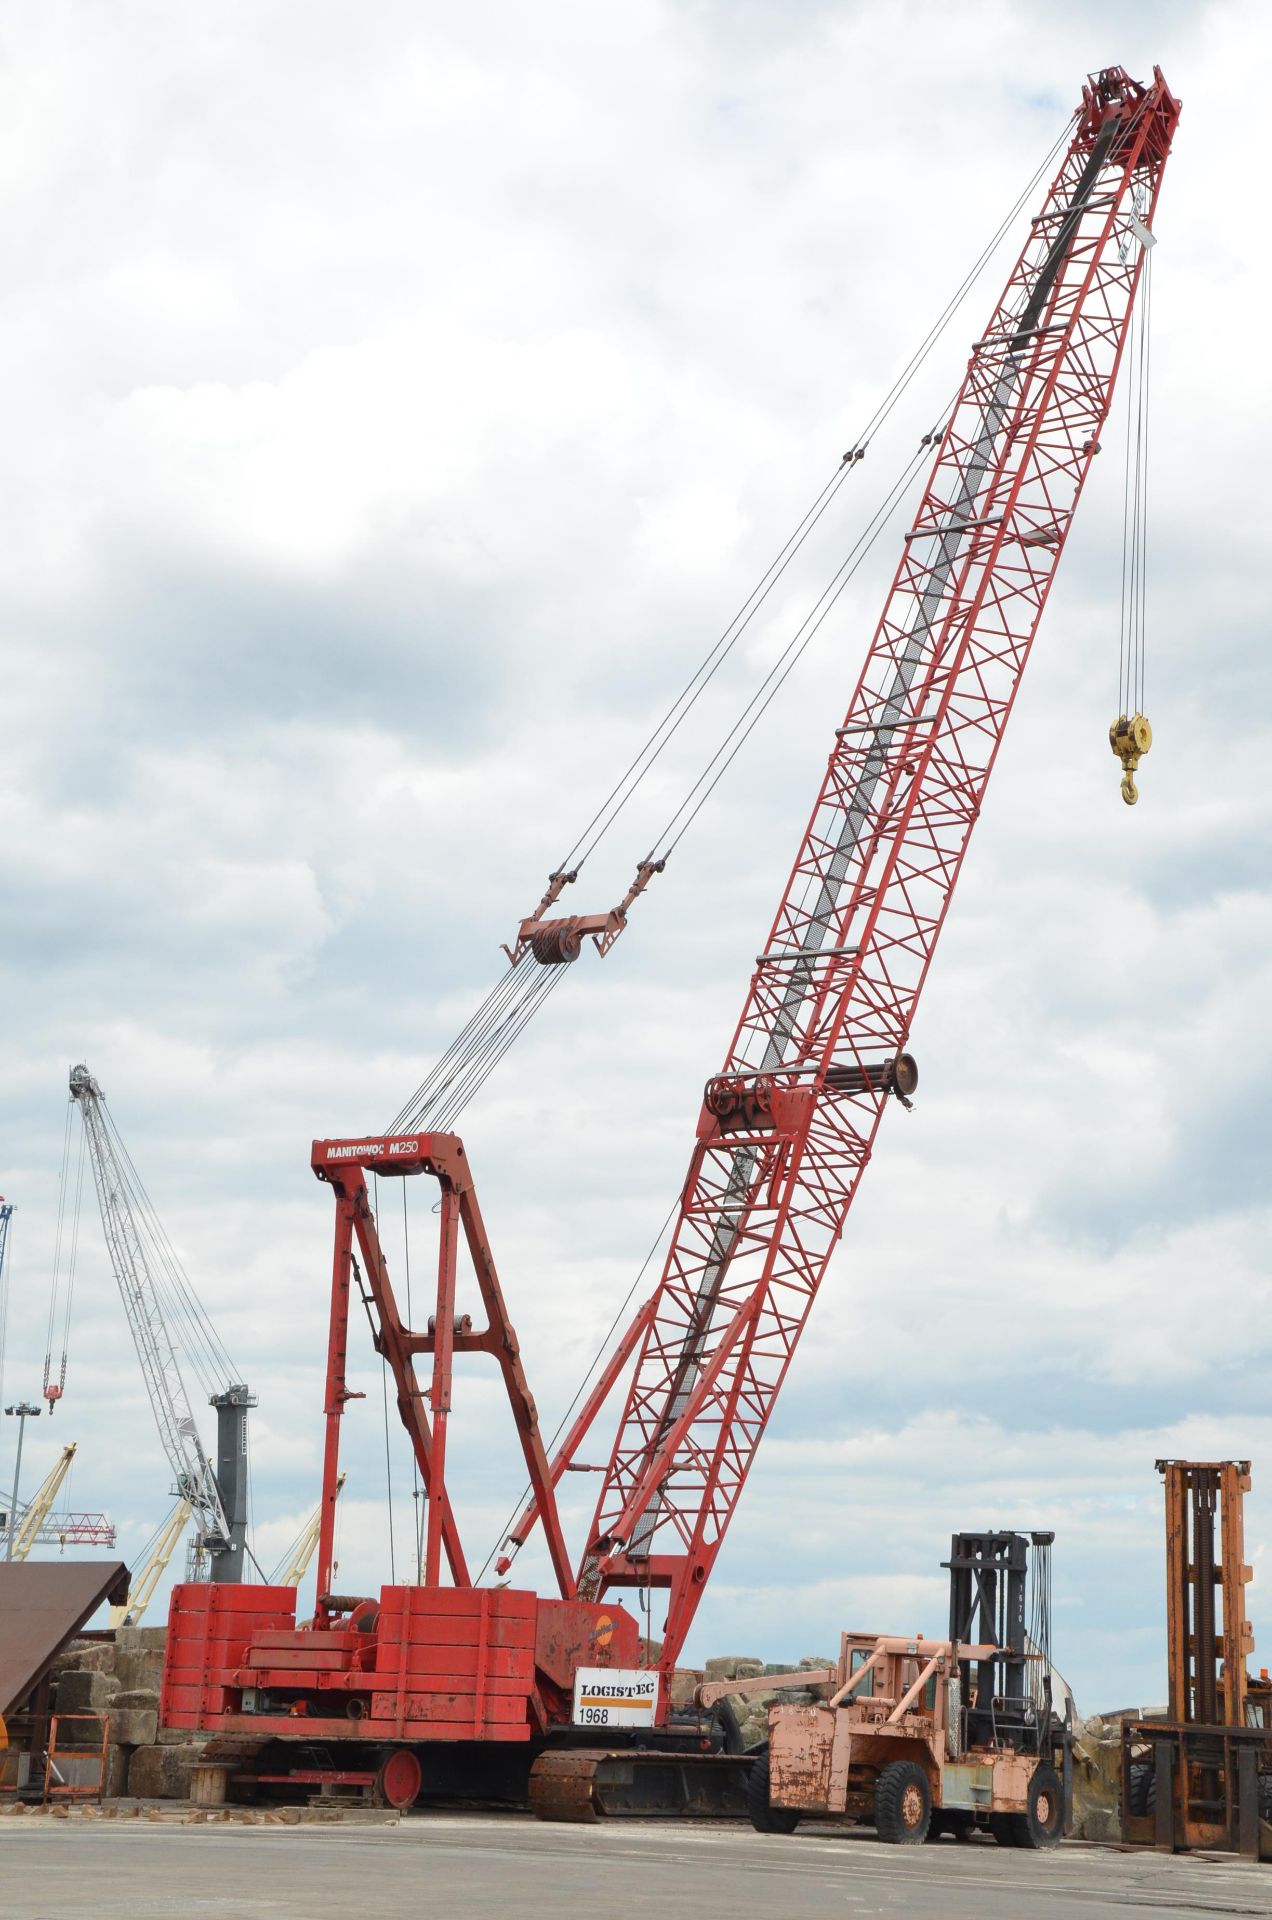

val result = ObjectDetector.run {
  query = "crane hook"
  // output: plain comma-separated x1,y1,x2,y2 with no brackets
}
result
1109,712,1152,807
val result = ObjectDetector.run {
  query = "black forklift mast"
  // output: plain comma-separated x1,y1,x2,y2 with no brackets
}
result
945,1530,1056,1753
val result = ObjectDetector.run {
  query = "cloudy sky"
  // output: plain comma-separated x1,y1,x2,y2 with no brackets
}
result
1,0,1268,1714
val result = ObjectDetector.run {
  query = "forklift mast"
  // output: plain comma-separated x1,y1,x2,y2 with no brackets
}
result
945,1531,1054,1753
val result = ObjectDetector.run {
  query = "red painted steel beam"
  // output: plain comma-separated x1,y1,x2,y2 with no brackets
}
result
310,1133,575,1603
577,64,1182,1675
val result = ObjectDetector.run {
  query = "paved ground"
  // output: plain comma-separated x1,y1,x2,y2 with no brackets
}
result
4,1814,1272,1919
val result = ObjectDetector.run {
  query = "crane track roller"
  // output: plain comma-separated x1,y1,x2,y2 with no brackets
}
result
527,1747,753,1822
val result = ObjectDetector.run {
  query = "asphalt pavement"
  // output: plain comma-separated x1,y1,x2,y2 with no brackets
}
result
4,1813,1272,1919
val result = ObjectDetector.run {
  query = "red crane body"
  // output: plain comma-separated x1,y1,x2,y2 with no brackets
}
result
161,66,1180,1795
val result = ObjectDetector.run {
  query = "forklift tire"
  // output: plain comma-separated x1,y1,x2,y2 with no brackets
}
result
746,1752,800,1835
875,1760,932,1845
1127,1762,1156,1817
992,1763,1064,1848
928,1810,973,1842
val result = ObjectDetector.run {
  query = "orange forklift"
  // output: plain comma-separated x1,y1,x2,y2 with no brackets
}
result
700,1531,1069,1845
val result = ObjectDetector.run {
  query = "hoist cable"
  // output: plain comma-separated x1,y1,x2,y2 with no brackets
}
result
372,1174,397,1584
426,968,568,1132
0,1210,12,1414
1116,235,1154,720
401,1181,423,1583
1137,249,1154,716
389,954,534,1133
398,430,929,1137
391,955,560,1134
558,462,855,873
98,1104,239,1393
555,119,1072,878
44,1103,74,1390
52,1126,87,1396
649,433,935,860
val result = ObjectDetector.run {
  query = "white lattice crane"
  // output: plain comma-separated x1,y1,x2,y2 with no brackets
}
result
69,1064,253,1580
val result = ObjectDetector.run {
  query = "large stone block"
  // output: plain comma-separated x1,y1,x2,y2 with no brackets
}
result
112,1690,160,1711
55,1668,119,1714
157,1725,211,1748
128,1743,206,1801
104,1744,132,1798
704,1655,763,1681
115,1626,168,1654
110,1707,159,1748
115,1649,166,1694
669,1668,703,1707
52,1640,116,1676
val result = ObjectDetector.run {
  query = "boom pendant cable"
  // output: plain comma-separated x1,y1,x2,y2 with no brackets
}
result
389,118,1074,1137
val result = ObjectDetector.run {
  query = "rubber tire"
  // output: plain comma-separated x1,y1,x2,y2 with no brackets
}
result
1128,1762,1156,1818
930,1809,974,1843
993,1763,1064,1848
875,1760,932,1845
746,1751,799,1835
712,1695,746,1757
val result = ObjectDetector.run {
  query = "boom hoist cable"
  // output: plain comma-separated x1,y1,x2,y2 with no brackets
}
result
391,124,1073,1138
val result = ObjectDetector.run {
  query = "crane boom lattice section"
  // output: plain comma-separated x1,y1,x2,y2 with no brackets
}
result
69,1066,232,1556
579,67,1181,1668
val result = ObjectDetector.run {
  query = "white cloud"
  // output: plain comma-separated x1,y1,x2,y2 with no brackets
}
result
0,0,1268,1715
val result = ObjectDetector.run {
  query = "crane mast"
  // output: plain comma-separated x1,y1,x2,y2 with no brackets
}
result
69,1064,250,1578
573,66,1181,1668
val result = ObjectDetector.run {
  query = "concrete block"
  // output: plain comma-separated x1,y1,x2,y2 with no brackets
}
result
115,1626,168,1654
704,1655,763,1681
55,1669,119,1714
110,1707,159,1748
127,1742,206,1801
115,1649,166,1694
669,1668,703,1707
112,1690,160,1711
104,1744,132,1798
158,1725,210,1747
52,1640,116,1676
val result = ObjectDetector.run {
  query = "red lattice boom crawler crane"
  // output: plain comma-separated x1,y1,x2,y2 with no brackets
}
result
162,64,1180,1817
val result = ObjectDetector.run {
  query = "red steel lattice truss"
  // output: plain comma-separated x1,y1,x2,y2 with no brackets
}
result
561,65,1182,1675
261,66,1180,1740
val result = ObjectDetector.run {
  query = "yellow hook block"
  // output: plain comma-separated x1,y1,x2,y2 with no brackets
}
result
1109,712,1152,806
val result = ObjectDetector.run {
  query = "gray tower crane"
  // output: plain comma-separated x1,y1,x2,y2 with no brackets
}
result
69,1064,253,1582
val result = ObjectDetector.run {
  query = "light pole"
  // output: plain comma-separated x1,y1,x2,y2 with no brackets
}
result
4,1401,41,1561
